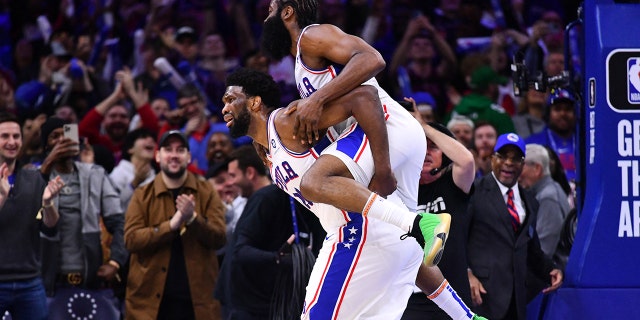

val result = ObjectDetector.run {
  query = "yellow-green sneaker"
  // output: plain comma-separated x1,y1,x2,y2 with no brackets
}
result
409,212,451,266
472,314,488,320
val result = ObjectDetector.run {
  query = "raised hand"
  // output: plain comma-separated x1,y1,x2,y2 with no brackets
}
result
48,138,80,161
116,67,149,108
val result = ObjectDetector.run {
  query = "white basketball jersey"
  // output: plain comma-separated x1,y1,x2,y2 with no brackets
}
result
293,25,426,212
294,25,392,104
266,108,354,232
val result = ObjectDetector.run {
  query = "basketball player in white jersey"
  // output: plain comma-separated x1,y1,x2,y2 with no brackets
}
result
222,68,486,320
260,0,487,318
262,0,423,214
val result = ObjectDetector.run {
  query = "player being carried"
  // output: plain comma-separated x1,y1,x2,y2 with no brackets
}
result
222,68,485,320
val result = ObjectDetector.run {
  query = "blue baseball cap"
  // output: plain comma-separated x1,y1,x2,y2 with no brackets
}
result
547,88,575,105
413,91,436,109
494,133,526,156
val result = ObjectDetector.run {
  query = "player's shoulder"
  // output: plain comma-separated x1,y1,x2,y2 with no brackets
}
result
302,24,345,41
272,107,308,152
273,107,294,128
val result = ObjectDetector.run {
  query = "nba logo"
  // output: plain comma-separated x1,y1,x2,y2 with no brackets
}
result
627,57,640,104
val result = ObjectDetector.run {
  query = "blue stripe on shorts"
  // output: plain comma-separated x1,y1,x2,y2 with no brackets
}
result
309,213,366,319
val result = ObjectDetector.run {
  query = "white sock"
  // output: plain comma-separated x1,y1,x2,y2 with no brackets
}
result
428,279,475,320
362,193,417,232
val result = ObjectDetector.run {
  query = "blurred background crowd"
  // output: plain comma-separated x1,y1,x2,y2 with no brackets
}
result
0,0,580,185
0,0,582,319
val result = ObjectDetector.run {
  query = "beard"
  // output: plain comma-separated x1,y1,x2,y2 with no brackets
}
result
161,163,187,179
229,108,252,138
261,15,293,61
107,123,129,141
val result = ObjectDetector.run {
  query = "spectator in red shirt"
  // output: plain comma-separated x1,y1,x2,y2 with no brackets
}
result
79,69,158,163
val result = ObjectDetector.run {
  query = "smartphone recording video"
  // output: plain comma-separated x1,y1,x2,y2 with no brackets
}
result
63,124,80,152
397,100,415,112
63,124,79,144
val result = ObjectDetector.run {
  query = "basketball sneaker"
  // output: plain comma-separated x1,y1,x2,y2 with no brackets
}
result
406,212,450,266
472,315,488,320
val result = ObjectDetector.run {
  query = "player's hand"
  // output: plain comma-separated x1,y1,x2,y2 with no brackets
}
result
289,98,323,144
368,169,397,197
468,270,486,306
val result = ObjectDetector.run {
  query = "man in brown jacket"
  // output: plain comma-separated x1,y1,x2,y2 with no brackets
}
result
124,130,226,319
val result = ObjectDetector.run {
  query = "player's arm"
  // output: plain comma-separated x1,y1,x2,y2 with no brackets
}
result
289,24,385,143
282,86,396,196
299,25,385,110
295,26,394,195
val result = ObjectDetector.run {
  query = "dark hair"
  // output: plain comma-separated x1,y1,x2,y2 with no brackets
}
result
229,145,268,177
205,160,229,179
427,122,454,169
471,120,498,156
0,113,22,140
544,146,572,195
0,112,20,128
473,120,498,135
225,68,281,110
177,82,205,102
241,48,267,66
40,117,69,148
279,0,318,28
121,128,155,161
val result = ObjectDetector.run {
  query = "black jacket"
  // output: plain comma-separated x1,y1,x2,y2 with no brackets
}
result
467,175,556,320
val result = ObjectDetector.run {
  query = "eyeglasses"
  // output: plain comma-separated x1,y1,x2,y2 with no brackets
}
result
178,98,201,109
493,153,525,164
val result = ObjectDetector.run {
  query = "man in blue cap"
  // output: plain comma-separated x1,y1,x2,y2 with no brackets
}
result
525,87,577,187
466,132,563,320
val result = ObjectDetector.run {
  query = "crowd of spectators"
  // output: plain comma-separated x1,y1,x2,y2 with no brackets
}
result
0,0,582,319
0,0,580,185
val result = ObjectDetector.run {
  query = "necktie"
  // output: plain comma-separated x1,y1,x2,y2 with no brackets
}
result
506,188,520,231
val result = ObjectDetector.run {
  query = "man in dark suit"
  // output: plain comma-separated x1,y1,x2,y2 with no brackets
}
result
466,133,563,320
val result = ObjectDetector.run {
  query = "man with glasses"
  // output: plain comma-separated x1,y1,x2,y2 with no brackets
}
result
466,133,563,320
